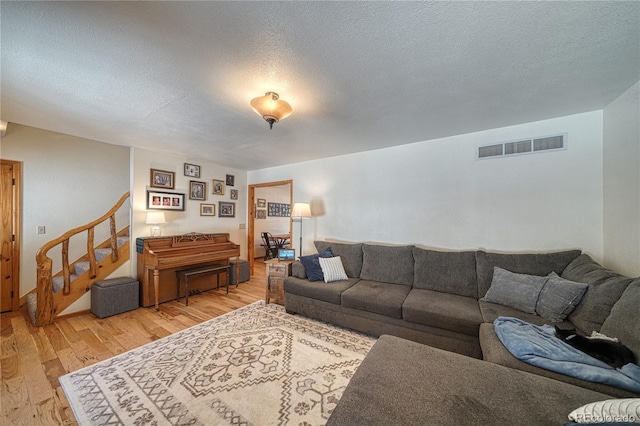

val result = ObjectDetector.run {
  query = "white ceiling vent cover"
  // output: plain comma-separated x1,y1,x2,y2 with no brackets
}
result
476,133,567,160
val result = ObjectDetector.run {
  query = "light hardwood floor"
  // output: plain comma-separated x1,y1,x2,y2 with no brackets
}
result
1,261,268,425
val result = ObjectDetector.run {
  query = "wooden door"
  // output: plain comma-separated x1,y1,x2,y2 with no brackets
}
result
1,159,20,312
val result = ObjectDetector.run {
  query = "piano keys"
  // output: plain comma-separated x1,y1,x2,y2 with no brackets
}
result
136,232,240,309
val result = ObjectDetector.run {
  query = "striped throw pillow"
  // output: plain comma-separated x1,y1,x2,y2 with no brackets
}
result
318,256,348,283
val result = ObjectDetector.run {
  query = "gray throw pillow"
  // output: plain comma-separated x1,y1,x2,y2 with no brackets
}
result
536,272,588,322
481,267,548,314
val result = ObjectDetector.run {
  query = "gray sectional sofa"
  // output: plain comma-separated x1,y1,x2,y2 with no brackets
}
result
284,240,640,424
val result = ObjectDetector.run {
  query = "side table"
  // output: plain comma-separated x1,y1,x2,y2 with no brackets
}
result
265,259,293,305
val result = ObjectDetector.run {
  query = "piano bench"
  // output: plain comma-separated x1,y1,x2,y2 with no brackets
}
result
230,259,250,284
91,277,139,318
176,264,232,306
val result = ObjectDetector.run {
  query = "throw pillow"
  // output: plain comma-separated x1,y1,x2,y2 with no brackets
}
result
536,272,588,322
567,398,640,424
481,267,548,314
318,256,348,283
298,248,333,281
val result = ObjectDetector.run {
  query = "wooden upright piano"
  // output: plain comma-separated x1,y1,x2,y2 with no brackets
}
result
136,232,240,309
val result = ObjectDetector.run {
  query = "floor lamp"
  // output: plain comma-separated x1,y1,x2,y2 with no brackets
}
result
291,202,312,256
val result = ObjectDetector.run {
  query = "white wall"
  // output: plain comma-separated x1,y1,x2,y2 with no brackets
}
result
603,81,640,277
249,111,605,260
131,147,248,276
0,124,130,305
253,184,291,258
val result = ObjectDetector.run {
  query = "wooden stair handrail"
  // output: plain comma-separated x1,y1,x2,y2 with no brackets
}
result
35,191,130,326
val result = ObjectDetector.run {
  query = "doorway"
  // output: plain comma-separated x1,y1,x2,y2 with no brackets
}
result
1,159,21,312
247,180,293,274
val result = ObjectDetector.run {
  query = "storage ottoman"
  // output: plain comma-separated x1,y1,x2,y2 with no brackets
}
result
230,259,250,284
91,277,139,318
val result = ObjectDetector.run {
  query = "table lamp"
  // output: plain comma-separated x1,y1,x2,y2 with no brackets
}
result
146,211,166,237
291,202,312,255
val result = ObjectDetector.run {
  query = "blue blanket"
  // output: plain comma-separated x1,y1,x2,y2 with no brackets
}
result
494,317,640,393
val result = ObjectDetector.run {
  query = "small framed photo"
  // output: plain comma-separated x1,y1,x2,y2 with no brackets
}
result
219,201,235,217
257,198,266,208
200,203,215,216
278,248,295,261
212,179,225,195
256,209,266,219
147,190,185,211
189,181,206,200
150,169,175,189
226,174,235,186
184,163,201,178
230,189,238,200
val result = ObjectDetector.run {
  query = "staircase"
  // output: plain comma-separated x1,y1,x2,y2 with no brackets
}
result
27,192,131,326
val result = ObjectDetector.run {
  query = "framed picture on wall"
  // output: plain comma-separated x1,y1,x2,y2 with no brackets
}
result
189,181,206,200
200,203,215,216
256,209,266,219
219,201,235,217
257,198,266,208
230,189,238,200
212,179,225,195
150,169,175,189
184,163,201,178
226,174,235,186
147,190,185,211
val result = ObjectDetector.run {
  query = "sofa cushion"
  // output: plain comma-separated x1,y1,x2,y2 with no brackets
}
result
562,254,632,334
478,300,558,326
403,289,482,336
475,249,581,298
481,267,548,314
298,247,334,281
536,273,588,322
315,241,363,278
284,276,359,305
360,244,414,286
341,280,411,319
412,247,478,298
600,278,640,362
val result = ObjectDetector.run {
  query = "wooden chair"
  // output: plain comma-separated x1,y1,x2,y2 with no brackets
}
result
261,232,278,260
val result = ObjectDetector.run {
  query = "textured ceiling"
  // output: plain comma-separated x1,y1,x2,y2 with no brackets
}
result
1,1,639,171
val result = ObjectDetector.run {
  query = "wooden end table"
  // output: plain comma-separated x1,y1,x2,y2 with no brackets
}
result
265,259,293,305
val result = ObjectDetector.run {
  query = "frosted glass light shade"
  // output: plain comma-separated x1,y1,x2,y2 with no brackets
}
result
250,92,293,129
291,202,312,218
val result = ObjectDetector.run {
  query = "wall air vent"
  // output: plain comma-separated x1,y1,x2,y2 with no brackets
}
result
476,133,566,160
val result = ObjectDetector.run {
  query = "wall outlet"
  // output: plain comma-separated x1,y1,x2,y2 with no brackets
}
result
37,225,46,234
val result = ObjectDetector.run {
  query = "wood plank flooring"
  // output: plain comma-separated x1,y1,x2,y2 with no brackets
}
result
1,261,267,425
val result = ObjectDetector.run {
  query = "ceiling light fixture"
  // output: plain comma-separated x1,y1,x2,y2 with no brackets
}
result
250,92,292,129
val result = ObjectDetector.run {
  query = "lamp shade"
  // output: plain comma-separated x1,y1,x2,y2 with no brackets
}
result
146,211,166,225
250,92,293,129
291,202,312,218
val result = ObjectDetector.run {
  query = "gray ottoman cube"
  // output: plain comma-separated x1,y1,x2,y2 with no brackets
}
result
91,277,139,318
230,259,250,284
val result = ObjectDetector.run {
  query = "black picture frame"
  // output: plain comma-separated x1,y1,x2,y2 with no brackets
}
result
219,201,235,217
147,190,185,211
189,181,206,200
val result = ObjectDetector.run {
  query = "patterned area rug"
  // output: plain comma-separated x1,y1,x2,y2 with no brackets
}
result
60,301,376,425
